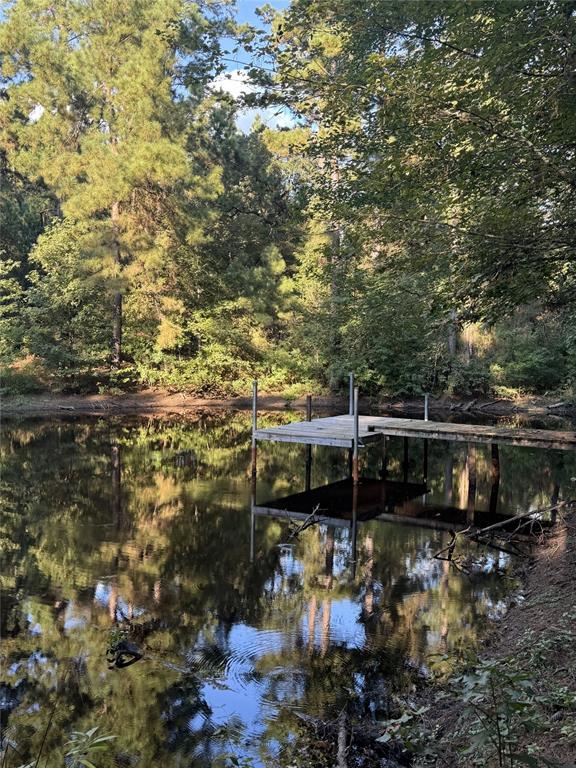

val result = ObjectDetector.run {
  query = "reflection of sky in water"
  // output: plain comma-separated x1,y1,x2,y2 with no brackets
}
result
302,598,366,650
94,582,145,618
277,547,303,578
26,613,42,636
7,651,50,678
188,623,298,761
184,601,366,761
64,602,87,631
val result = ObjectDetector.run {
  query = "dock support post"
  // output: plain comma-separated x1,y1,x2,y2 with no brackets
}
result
444,454,454,505
489,443,500,515
349,372,355,415
423,440,429,485
379,436,388,480
352,386,360,484
350,482,358,579
424,393,429,422
467,443,477,523
403,437,409,484
305,394,313,491
251,379,258,478
250,476,256,563
490,443,500,482
348,374,356,472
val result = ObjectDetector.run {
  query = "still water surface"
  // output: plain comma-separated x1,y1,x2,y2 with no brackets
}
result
1,410,574,766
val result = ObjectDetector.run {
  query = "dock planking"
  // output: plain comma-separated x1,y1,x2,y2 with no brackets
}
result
254,414,576,451
253,415,382,448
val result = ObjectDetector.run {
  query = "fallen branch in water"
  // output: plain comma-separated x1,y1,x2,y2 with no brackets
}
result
292,709,409,768
289,504,325,538
433,500,576,568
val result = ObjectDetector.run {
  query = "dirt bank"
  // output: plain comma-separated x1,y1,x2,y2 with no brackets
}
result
420,511,576,767
2,389,574,419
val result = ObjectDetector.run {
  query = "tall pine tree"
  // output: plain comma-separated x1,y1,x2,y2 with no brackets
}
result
0,0,228,368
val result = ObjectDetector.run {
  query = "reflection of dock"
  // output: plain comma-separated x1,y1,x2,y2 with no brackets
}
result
253,478,542,533
254,478,425,524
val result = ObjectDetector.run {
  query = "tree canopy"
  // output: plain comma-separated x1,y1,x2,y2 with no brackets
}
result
1,0,575,397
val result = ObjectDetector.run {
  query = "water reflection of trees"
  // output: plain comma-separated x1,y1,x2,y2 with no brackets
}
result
1,414,572,766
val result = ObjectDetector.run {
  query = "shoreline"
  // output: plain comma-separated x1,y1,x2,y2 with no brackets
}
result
414,510,576,766
279,513,576,768
1,389,574,419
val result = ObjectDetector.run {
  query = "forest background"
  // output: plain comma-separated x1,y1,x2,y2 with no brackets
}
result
1,0,575,401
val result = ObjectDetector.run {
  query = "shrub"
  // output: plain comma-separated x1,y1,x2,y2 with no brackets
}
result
0,358,47,395
445,359,493,397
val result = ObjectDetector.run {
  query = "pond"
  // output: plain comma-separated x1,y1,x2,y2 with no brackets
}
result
1,409,575,766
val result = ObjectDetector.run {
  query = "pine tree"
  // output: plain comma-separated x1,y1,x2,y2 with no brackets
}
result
0,0,228,368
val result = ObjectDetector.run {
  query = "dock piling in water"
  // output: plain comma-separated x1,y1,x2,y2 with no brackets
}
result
353,386,360,484
467,443,477,522
403,437,409,483
305,394,313,491
349,372,355,416
251,379,258,478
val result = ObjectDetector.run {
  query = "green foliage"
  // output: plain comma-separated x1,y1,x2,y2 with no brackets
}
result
423,602,576,768
377,705,434,758
64,728,117,768
14,727,116,768
24,221,112,370
1,1,575,398
490,311,568,394
451,658,542,767
0,361,46,395
0,258,25,358
0,0,228,371
251,0,576,397
445,359,493,397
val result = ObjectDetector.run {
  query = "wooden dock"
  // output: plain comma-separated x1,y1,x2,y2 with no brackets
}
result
254,414,576,451
249,377,575,494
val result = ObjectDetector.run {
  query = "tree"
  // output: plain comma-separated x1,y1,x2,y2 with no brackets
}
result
249,0,576,392
130,102,306,395
0,0,228,368
265,0,576,315
0,151,54,359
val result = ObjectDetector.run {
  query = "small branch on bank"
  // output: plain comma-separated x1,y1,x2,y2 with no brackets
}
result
337,709,348,768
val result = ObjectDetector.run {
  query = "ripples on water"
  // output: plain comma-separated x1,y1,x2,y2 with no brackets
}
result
1,411,574,766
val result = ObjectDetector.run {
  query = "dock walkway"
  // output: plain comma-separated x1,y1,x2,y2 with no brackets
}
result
254,414,576,451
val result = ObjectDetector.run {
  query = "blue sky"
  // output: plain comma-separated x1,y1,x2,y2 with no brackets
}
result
233,0,290,28
214,0,292,132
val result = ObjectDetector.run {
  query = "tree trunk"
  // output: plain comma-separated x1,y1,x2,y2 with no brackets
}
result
327,217,343,391
111,202,122,368
112,292,122,368
448,308,458,356
325,149,344,392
